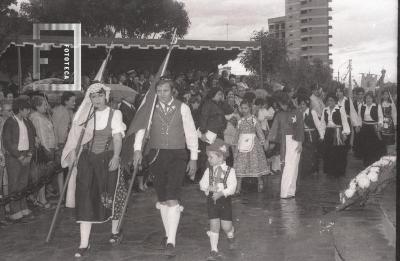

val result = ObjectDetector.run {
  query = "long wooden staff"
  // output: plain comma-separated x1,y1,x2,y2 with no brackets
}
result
46,106,94,243
116,29,177,234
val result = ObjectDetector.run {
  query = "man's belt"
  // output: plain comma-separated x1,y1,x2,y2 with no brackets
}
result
363,121,378,125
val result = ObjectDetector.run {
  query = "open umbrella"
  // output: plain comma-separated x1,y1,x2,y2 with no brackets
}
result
22,78,64,92
105,83,138,100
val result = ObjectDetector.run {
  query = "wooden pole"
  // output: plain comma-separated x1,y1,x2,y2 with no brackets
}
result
17,47,22,95
259,36,263,89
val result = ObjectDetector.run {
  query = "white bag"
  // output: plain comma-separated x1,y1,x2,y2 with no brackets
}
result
237,133,256,152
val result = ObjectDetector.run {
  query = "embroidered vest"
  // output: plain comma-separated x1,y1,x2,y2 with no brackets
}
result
324,108,342,126
90,109,114,154
360,105,378,122
149,99,186,149
382,104,392,118
209,166,231,189
304,110,316,129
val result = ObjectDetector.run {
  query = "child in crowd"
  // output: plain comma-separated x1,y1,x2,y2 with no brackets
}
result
234,100,269,194
200,138,237,261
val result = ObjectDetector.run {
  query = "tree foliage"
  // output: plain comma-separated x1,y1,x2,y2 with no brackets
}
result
241,30,333,92
20,0,190,39
0,0,30,51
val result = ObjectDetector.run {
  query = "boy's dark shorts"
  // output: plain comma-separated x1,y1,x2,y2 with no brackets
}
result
207,193,232,221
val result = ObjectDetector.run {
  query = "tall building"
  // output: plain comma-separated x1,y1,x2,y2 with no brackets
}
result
268,16,286,41
268,0,332,65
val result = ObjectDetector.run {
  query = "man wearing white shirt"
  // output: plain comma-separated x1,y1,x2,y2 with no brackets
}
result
133,80,198,257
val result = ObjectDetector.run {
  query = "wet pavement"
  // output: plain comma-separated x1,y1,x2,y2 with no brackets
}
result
0,154,395,261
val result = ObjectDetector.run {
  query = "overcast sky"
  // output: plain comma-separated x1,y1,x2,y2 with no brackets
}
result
181,0,398,83
15,0,397,83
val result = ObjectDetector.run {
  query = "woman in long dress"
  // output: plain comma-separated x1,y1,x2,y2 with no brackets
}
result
61,83,127,258
320,93,351,177
297,96,324,178
267,91,304,199
380,90,396,151
358,91,386,166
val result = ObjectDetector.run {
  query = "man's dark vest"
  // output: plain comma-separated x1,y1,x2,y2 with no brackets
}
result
149,99,186,149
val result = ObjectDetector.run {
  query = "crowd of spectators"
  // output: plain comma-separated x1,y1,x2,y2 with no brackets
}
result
0,67,396,226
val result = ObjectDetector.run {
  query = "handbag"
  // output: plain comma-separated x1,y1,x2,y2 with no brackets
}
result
237,133,256,153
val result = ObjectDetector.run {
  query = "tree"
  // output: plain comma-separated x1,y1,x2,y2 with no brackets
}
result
20,0,190,39
0,0,30,51
240,30,287,84
241,29,333,92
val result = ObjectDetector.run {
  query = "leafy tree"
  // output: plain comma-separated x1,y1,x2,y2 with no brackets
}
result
241,29,333,92
240,30,287,84
0,0,30,51
20,0,190,39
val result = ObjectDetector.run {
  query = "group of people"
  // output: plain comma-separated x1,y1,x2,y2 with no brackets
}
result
0,67,397,260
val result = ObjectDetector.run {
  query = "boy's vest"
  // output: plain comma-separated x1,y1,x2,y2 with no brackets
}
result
209,166,231,189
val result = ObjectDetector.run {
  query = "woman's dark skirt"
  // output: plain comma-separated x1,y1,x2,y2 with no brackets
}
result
323,128,348,177
299,129,319,177
76,149,127,223
359,124,386,167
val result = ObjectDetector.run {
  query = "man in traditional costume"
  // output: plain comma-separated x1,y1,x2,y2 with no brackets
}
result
61,83,127,258
133,79,198,257
267,91,304,199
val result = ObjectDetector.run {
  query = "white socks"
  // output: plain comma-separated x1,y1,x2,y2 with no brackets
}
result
79,222,92,248
157,203,169,237
207,231,219,252
166,205,182,246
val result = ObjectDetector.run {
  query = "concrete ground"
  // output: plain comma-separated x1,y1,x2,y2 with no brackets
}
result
0,153,395,261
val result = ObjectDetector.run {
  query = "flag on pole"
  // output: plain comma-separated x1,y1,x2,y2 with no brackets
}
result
93,48,112,82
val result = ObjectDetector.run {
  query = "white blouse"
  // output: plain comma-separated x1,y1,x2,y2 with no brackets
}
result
362,103,383,125
93,107,126,137
320,105,351,137
199,162,237,197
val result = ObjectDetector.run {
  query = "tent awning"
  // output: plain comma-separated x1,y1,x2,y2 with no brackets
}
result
1,35,260,57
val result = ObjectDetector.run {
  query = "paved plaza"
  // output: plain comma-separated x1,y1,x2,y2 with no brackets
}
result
0,155,395,261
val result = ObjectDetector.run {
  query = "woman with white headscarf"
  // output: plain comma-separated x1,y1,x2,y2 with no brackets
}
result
61,83,127,258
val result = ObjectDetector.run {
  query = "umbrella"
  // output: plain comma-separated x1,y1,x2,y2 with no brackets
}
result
22,78,65,92
105,83,138,100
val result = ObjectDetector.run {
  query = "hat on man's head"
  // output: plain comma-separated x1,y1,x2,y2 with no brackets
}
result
127,69,136,75
206,138,229,158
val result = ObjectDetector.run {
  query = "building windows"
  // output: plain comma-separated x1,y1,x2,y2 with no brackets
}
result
301,19,308,23
301,28,308,32
300,10,308,14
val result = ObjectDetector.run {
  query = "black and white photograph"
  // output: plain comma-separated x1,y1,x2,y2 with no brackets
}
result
0,0,397,260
